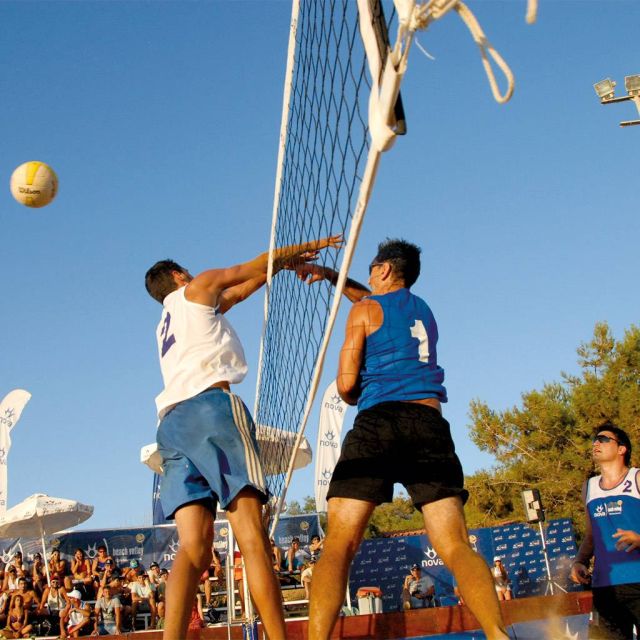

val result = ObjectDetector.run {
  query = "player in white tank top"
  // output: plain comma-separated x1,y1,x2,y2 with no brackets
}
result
144,234,343,640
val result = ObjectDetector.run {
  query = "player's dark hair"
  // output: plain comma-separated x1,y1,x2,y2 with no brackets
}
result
595,421,632,466
145,259,187,304
373,238,421,287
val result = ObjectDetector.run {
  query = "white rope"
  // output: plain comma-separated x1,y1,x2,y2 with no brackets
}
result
455,1,515,104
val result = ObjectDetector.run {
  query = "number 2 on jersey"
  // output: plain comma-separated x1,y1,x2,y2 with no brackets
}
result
410,319,430,363
161,312,176,357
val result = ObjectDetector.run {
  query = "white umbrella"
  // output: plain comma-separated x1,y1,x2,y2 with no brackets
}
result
0,493,93,584
255,424,312,475
141,424,312,477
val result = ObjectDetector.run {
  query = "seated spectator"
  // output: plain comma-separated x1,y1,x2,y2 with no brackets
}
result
30,553,46,597
129,572,156,629
7,553,27,580
492,557,512,601
270,538,283,571
154,570,169,605
0,586,9,628
308,535,324,561
147,562,162,591
48,550,67,583
201,550,224,607
187,593,204,631
93,583,122,636
3,593,33,638
9,578,38,614
105,575,130,626
66,549,93,600
120,559,142,584
402,564,435,610
301,559,316,600
286,537,310,572
36,574,68,631
59,589,90,638
2,567,19,595
155,601,165,630
90,545,113,588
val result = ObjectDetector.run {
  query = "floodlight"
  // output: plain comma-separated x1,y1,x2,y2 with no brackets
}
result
594,78,616,101
625,74,640,96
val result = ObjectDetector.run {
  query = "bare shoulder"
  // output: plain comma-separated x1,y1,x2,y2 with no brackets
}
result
350,297,383,332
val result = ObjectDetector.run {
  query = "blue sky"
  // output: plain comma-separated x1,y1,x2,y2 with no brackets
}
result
1,0,638,531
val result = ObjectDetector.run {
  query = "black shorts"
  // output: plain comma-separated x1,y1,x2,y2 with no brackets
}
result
591,582,640,639
326,402,468,508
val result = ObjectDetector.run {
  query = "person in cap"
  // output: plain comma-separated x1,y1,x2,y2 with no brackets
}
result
491,557,511,601
59,589,90,638
36,573,68,626
570,422,640,639
145,234,342,640
402,563,435,609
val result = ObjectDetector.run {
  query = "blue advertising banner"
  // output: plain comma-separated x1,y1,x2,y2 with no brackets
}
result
350,518,580,613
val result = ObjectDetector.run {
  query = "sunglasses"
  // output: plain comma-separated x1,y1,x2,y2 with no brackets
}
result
593,434,620,445
368,262,383,275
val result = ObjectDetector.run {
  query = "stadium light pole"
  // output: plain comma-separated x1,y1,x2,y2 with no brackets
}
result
593,74,640,127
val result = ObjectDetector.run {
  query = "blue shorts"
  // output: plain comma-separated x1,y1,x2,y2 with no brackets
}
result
156,388,267,519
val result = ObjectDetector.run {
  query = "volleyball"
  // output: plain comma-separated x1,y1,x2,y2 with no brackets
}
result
10,161,58,208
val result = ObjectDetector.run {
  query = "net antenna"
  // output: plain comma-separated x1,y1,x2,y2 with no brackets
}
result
254,0,529,535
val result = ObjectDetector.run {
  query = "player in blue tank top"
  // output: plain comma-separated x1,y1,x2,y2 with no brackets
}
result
295,239,509,640
571,423,640,638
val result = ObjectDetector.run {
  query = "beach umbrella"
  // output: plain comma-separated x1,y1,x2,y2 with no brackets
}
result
0,493,93,584
141,424,312,477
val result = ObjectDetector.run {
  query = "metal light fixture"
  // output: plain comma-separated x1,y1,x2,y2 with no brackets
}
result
594,77,616,101
624,74,640,96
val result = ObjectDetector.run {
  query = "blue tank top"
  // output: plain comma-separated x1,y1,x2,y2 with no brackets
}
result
586,468,640,587
357,288,447,411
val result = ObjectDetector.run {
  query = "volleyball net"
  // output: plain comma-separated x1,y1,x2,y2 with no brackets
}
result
254,0,534,527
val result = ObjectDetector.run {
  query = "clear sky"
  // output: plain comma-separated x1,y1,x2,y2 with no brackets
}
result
1,0,638,531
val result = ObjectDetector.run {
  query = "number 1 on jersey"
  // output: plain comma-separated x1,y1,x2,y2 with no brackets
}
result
410,320,430,363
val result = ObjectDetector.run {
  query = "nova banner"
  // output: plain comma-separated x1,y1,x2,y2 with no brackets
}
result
314,380,347,513
0,390,32,515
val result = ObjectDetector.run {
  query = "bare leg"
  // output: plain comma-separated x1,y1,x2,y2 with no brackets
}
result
308,497,376,640
226,488,286,640
421,497,509,640
163,503,214,640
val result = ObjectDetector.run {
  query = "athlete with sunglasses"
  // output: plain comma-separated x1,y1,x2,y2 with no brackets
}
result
570,422,639,639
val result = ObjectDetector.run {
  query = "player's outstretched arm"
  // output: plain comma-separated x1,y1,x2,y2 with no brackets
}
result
188,235,343,308
295,264,370,303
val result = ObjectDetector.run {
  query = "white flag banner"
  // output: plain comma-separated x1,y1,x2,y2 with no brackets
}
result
0,389,32,514
315,380,347,513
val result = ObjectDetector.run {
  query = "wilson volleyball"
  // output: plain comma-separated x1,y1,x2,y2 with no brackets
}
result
10,161,58,208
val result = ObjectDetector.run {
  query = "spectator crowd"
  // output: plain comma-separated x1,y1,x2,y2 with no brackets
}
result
0,536,323,638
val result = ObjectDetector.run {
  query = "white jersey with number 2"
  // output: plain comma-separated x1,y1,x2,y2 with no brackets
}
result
155,286,248,419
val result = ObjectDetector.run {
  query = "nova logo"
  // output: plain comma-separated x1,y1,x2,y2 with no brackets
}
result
593,504,606,518
86,543,98,559
318,469,333,487
422,547,444,568
320,431,339,449
164,538,180,563
324,396,344,414
0,408,15,428
0,549,12,563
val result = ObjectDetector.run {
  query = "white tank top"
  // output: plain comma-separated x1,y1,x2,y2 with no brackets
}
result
155,287,248,419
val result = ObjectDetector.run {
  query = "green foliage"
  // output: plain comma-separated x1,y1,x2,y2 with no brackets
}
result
364,494,425,538
466,322,640,538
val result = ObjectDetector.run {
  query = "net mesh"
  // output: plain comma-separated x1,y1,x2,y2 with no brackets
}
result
255,0,396,504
